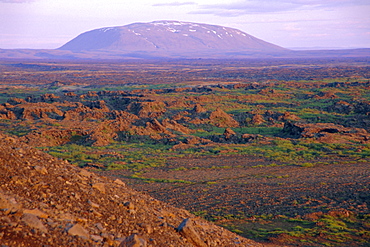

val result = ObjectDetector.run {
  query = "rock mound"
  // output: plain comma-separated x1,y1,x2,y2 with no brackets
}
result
209,108,239,128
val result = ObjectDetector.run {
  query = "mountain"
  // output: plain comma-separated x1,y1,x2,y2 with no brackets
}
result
58,20,287,57
1,20,370,59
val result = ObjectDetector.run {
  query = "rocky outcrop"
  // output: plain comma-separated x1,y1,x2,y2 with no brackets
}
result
313,91,338,99
192,104,207,113
166,100,191,109
283,122,369,143
209,108,239,128
242,134,263,141
171,136,213,151
64,92,77,97
250,114,265,125
129,118,193,139
20,129,86,146
127,101,166,118
277,111,300,122
85,100,110,111
223,128,236,139
84,125,116,146
41,93,60,102
7,97,26,105
63,102,109,121
162,119,192,134
0,104,17,120
172,111,191,121
9,102,64,120
259,88,276,95
145,119,171,135
109,110,139,132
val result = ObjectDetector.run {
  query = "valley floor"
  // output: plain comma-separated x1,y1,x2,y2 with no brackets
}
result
100,155,370,246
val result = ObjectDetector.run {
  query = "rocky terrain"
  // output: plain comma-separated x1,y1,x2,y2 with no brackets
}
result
0,132,270,246
0,58,369,246
3,83,370,145
1,91,368,149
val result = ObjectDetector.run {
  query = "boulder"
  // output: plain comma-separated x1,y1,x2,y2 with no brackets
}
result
92,183,106,194
22,213,48,233
119,234,147,247
67,223,89,239
0,191,20,215
23,208,48,219
177,218,207,247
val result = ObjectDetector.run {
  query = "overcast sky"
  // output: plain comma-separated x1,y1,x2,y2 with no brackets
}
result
1,0,369,50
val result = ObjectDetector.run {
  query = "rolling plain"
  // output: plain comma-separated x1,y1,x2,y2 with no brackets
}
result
0,57,369,246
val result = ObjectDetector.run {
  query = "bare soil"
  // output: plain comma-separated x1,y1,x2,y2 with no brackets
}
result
100,155,370,246
102,155,369,217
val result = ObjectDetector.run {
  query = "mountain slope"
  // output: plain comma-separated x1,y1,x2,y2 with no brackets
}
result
0,132,267,246
58,20,287,55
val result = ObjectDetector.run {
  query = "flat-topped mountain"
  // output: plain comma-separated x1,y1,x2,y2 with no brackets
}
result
1,20,369,59
58,20,287,55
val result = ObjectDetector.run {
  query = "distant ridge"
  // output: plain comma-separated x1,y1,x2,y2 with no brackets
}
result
1,20,370,59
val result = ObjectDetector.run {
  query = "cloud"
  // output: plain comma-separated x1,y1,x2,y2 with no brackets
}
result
0,0,35,3
283,23,301,32
153,1,197,7
190,1,300,16
190,0,370,16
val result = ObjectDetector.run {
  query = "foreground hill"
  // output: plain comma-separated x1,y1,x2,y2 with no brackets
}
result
0,132,267,246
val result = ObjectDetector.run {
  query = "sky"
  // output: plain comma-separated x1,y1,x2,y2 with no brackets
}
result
0,0,369,50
